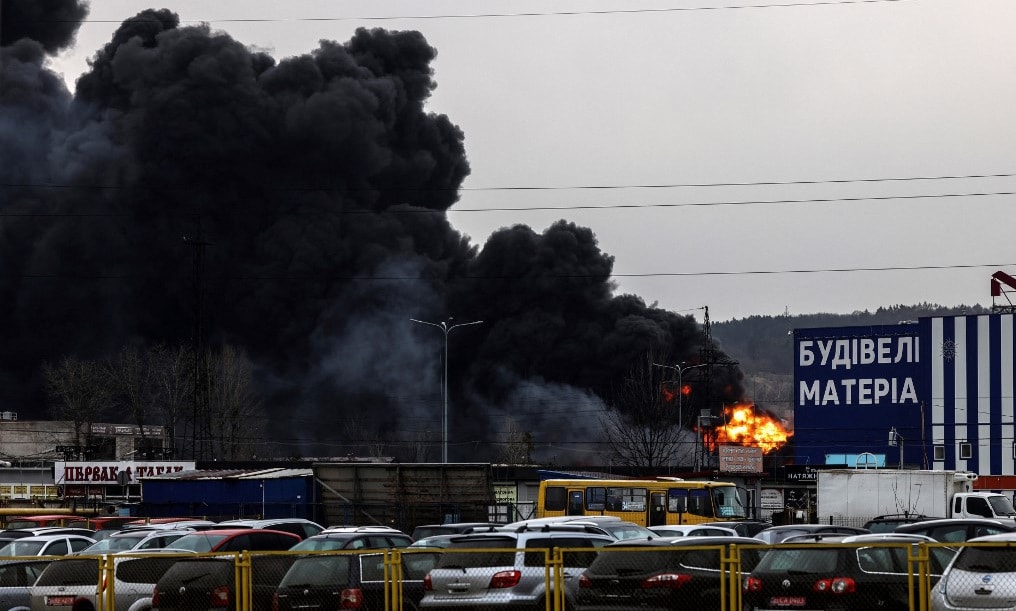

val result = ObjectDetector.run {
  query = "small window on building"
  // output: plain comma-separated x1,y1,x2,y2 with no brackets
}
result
959,442,972,460
934,446,945,461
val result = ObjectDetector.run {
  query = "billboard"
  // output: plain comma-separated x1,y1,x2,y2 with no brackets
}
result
793,324,925,467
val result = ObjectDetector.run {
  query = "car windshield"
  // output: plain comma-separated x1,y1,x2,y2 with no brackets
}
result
952,546,1016,573
600,524,655,540
34,558,96,586
988,496,1016,517
83,534,146,552
168,533,229,552
755,548,839,573
0,541,45,556
439,538,516,568
290,538,350,552
281,555,351,587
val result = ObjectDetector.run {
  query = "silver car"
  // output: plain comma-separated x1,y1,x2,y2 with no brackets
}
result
931,532,1016,611
0,534,95,557
28,550,194,611
420,524,614,610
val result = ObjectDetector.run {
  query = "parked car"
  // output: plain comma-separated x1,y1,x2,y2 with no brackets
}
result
863,513,938,533
574,535,765,611
274,548,441,611
420,524,615,610
159,528,300,553
408,534,460,549
151,554,295,611
4,516,81,530
648,524,739,538
705,519,772,538
0,534,95,556
930,531,1016,611
410,522,503,540
289,527,413,551
893,517,1016,542
77,528,195,554
0,559,53,611
505,516,656,541
753,523,870,544
743,532,953,611
28,550,193,611
214,518,323,540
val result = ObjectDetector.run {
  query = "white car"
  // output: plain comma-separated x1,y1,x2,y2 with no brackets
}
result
77,528,195,554
648,524,738,537
931,532,1016,611
0,534,95,556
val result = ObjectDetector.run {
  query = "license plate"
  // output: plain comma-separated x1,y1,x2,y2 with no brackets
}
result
46,596,76,606
769,596,808,606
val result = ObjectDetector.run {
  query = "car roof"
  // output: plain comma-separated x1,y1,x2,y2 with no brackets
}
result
840,533,939,544
969,532,1016,543
649,525,738,535
897,517,1010,526
605,535,761,547
4,533,94,541
778,534,851,544
503,516,623,528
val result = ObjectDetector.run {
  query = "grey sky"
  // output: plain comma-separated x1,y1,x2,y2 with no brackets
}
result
49,0,1016,322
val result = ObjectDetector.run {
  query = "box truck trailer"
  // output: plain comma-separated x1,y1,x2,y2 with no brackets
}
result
816,468,1016,526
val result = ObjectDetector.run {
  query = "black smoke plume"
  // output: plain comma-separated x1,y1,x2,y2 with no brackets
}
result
0,4,743,463
1,0,88,52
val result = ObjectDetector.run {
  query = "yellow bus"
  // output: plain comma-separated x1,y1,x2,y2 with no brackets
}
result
536,478,748,527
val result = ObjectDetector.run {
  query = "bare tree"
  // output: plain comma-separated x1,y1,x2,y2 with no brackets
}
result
43,356,113,451
148,344,193,456
206,345,265,460
600,353,693,468
496,417,534,465
108,345,155,449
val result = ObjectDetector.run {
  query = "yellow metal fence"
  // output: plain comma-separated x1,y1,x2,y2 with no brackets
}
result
16,540,990,611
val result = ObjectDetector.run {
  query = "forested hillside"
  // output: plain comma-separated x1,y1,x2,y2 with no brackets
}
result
711,303,991,421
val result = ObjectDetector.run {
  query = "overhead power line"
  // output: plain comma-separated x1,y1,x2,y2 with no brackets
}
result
7,262,1015,282
4,171,1014,194
28,0,916,25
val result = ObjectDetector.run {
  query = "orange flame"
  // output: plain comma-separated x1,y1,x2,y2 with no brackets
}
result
702,403,792,454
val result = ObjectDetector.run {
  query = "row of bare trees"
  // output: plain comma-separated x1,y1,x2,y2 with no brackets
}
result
42,344,266,461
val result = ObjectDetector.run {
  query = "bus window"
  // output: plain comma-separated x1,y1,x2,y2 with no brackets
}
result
688,489,712,516
605,487,646,512
544,487,567,512
668,489,688,513
585,487,606,511
568,491,584,515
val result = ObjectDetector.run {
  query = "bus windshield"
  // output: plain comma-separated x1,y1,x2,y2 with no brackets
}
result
712,486,748,519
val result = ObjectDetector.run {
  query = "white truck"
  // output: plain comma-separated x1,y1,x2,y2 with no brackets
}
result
816,468,1016,525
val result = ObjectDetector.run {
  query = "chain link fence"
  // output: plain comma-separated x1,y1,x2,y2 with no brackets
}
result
14,539,1007,611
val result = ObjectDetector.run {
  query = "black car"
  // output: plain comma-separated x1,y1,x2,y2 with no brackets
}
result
753,523,870,544
862,514,938,533
891,517,1016,542
410,522,502,540
742,534,954,611
152,555,296,610
274,548,440,611
574,536,765,611
705,520,771,538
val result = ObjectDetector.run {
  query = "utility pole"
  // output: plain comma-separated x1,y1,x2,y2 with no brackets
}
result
184,229,212,461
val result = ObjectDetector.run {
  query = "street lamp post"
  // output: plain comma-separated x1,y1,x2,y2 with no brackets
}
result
410,318,483,463
652,362,708,431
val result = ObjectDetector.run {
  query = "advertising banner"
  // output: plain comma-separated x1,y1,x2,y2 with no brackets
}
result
793,324,925,468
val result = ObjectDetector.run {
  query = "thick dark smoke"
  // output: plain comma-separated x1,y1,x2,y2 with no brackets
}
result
0,0,88,52
0,3,744,463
